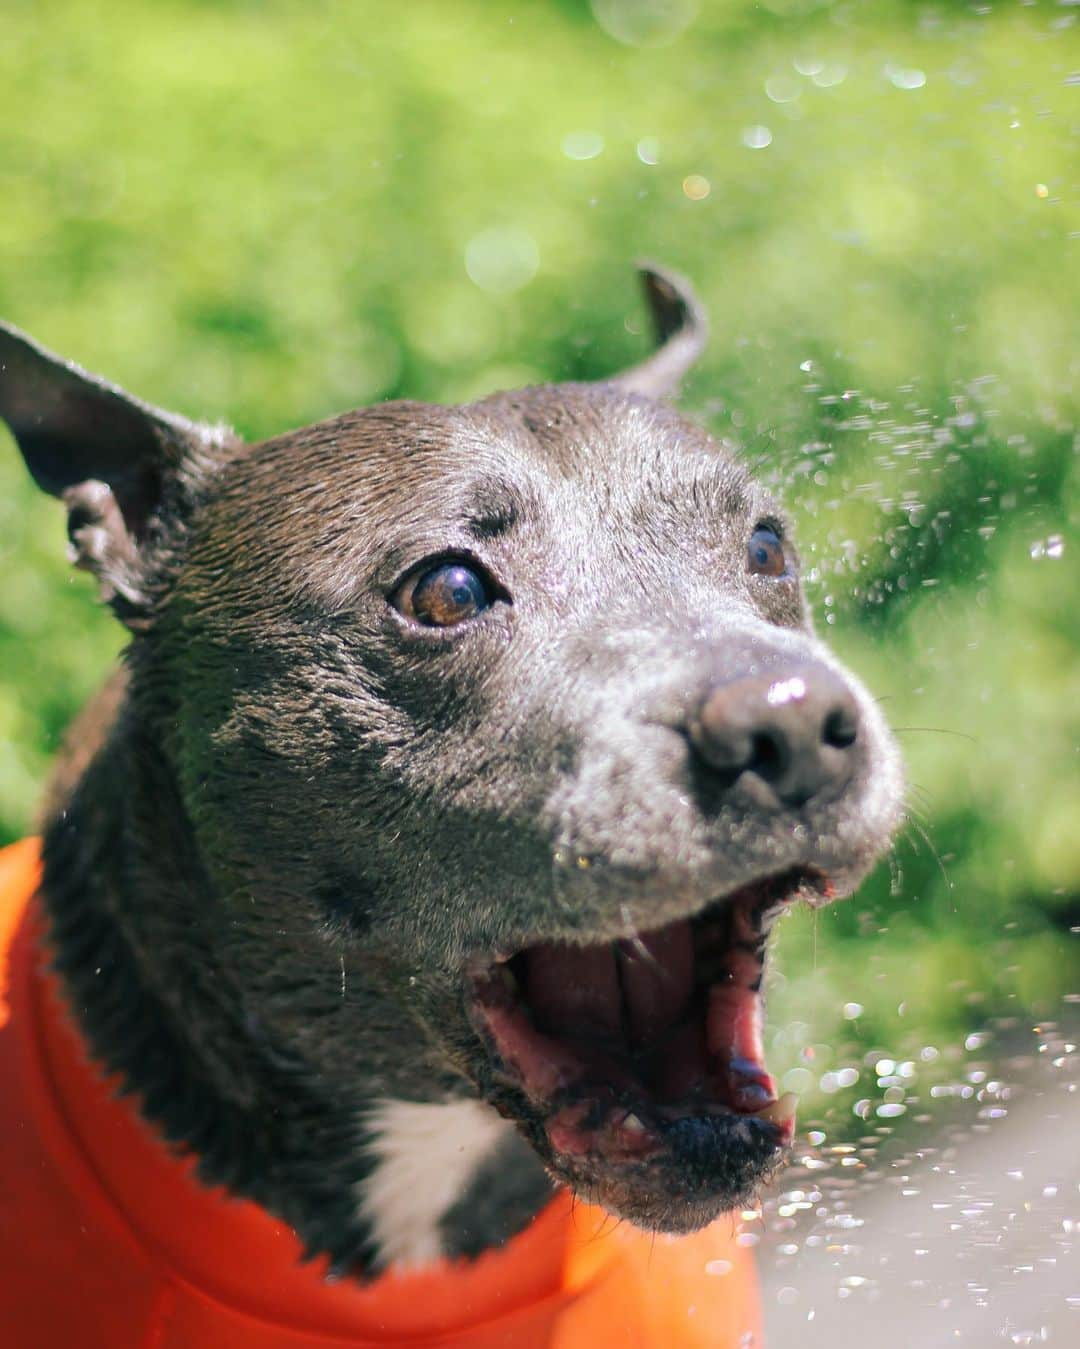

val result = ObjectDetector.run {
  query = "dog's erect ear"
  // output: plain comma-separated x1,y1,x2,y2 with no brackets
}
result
0,320,232,622
611,263,709,401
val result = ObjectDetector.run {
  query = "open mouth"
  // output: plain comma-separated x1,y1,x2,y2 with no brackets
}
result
468,868,828,1228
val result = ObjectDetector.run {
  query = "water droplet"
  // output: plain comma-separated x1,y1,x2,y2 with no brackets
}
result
819,1068,851,1093
464,228,539,294
636,136,660,165
682,174,710,200
765,75,800,104
741,125,773,150
561,130,605,161
887,65,927,90
590,0,700,48
811,64,847,89
783,1067,814,1093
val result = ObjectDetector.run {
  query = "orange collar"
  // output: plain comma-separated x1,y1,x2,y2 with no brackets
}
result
0,838,760,1347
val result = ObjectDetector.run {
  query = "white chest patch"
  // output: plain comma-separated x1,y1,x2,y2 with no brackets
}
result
358,1097,514,1271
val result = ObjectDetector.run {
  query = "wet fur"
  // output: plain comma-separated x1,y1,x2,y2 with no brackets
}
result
2,274,903,1275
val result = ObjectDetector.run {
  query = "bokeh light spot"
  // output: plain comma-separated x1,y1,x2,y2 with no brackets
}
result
636,136,660,165
591,0,699,48
887,64,927,90
561,130,604,161
742,125,773,150
766,74,801,103
811,64,848,88
464,228,540,294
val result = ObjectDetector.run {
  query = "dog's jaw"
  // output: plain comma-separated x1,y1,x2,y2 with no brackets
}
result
458,869,814,1232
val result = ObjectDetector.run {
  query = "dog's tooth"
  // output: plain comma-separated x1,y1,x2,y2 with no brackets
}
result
751,1092,798,1126
622,1112,647,1133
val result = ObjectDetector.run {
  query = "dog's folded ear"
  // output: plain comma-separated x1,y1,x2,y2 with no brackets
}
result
0,320,233,624
612,262,709,401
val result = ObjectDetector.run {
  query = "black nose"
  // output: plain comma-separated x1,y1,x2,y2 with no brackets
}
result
688,663,860,809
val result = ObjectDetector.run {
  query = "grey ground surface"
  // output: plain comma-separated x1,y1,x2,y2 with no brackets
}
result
757,1022,1079,1347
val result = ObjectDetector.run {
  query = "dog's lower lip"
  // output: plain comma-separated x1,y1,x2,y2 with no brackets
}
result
467,868,821,1170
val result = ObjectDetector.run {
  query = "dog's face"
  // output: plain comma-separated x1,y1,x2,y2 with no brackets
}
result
1,270,903,1238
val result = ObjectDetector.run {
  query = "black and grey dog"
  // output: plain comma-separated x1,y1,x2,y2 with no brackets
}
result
0,267,902,1273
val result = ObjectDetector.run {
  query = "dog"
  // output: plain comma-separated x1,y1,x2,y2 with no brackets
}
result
0,266,903,1338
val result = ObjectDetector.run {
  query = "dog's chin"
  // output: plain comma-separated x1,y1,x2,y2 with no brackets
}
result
466,868,823,1233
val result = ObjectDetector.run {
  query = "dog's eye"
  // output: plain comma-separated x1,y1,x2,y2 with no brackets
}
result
394,561,492,627
747,527,787,578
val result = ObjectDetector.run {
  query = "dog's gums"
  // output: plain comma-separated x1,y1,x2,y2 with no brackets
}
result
466,868,826,1227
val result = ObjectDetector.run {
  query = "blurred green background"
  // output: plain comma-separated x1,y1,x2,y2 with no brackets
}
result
1,0,1076,1131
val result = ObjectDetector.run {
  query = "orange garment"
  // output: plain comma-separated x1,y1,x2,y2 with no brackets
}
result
0,838,761,1348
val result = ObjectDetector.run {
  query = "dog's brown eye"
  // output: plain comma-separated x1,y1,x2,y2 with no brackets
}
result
396,561,491,627
747,527,787,578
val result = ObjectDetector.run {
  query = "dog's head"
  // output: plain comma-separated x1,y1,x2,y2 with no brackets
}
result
1,268,902,1238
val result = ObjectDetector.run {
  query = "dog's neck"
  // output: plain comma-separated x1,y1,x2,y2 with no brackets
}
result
39,695,552,1275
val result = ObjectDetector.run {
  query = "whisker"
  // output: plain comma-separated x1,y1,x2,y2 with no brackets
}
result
587,1209,623,1246
908,818,952,895
903,791,933,822
892,726,977,743
886,846,904,899
905,778,937,811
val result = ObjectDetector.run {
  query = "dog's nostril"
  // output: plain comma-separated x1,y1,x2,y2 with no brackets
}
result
749,731,788,778
687,663,860,810
823,704,858,749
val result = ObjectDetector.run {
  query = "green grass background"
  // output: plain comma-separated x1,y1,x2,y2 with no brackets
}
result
1,0,1076,1130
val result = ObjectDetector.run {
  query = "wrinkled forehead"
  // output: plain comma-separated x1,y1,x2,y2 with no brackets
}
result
470,384,753,510
198,385,764,608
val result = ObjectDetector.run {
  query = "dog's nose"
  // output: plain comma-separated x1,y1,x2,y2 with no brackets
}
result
688,663,860,809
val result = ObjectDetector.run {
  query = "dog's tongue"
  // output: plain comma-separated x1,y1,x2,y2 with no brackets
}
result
522,923,695,1046
617,924,696,1043
518,915,776,1112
